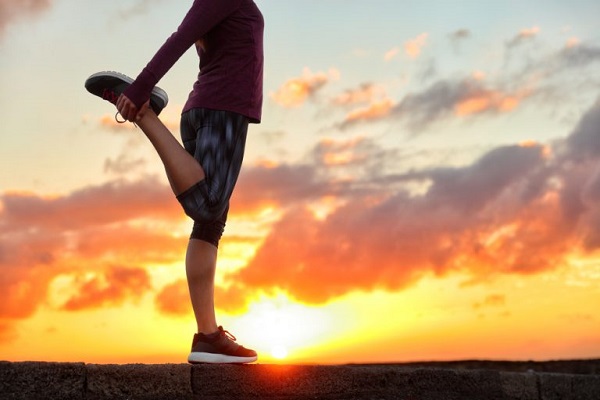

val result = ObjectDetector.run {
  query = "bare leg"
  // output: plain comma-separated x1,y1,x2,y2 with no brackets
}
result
134,111,218,334
136,110,204,195
186,239,218,334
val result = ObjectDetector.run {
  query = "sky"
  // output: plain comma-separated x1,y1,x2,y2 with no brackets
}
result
1,0,600,364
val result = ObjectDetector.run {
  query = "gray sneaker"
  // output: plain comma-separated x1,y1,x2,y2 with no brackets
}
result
84,71,168,116
188,326,258,364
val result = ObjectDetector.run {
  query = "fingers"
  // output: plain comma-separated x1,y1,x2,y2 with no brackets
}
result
135,100,151,122
116,94,138,122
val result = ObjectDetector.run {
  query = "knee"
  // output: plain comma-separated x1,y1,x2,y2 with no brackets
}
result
176,181,228,223
190,216,227,248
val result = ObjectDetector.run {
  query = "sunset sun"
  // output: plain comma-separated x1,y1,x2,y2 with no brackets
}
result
234,294,334,362
271,344,288,360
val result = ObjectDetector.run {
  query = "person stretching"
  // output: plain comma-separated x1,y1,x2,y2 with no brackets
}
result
85,0,264,364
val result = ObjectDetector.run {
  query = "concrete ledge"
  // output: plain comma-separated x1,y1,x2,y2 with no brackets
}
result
86,364,192,400
0,362,86,400
0,361,599,400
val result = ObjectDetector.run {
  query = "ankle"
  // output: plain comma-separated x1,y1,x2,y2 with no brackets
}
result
197,324,219,335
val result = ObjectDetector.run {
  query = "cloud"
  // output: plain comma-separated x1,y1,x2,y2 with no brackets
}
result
454,90,523,115
506,26,540,48
0,176,184,331
62,266,152,311
332,83,392,126
222,143,553,306
338,76,531,131
1,178,179,230
384,47,400,62
554,43,600,71
405,33,428,59
511,42,600,87
342,98,395,126
231,163,334,214
0,0,52,39
311,137,382,169
564,97,600,160
335,41,600,133
449,28,471,43
207,98,600,309
561,98,600,249
155,279,190,316
383,33,428,61
497,41,600,113
271,68,340,108
332,83,386,106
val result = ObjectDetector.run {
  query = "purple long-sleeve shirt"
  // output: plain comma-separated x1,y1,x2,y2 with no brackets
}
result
123,0,264,123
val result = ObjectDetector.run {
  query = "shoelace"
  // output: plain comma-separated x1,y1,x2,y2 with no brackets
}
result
114,112,138,128
219,326,237,341
115,111,127,124
101,88,136,126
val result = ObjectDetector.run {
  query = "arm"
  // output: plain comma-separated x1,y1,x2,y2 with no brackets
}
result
119,0,242,120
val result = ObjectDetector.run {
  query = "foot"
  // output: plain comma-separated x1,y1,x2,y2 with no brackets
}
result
84,71,168,116
188,326,258,364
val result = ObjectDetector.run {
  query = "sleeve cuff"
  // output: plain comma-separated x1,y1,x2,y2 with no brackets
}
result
123,68,157,110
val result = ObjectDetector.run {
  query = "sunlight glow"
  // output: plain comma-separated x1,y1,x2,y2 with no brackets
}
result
271,345,288,359
235,293,333,362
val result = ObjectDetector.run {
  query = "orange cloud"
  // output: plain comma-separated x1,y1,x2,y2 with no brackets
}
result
62,266,151,311
315,137,370,167
0,176,185,334
405,33,428,59
1,178,180,230
520,26,540,37
454,90,526,116
344,98,394,125
332,83,386,106
0,0,52,38
155,279,190,316
271,68,340,107
75,225,186,264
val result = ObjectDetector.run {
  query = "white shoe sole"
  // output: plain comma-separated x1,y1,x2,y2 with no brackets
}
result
188,352,258,364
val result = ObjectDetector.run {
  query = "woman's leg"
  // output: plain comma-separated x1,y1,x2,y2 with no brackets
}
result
128,109,218,335
134,108,247,336
186,239,218,334
133,110,220,334
135,110,205,196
